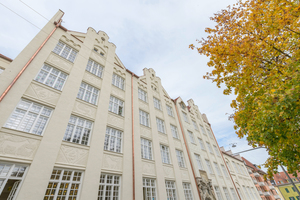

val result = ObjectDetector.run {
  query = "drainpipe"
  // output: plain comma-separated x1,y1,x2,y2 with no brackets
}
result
0,17,63,102
173,99,202,200
131,72,135,200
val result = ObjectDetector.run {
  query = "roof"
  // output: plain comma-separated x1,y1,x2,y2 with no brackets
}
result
273,171,300,185
241,157,266,174
0,53,13,62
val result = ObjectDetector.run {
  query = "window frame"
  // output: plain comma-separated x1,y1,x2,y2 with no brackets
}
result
175,149,186,168
182,112,189,123
112,73,125,90
205,160,214,174
85,59,104,78
108,96,124,116
165,180,177,200
213,145,221,156
170,124,179,139
104,127,123,153
53,41,78,63
153,97,161,110
183,182,193,200
138,88,147,102
192,120,199,131
198,138,206,150
214,186,224,200
139,110,150,127
141,138,153,160
213,162,222,176
206,142,214,154
166,105,174,117
188,131,196,144
156,118,165,133
194,154,204,170
77,82,99,105
143,178,156,200
160,145,171,164
98,173,121,200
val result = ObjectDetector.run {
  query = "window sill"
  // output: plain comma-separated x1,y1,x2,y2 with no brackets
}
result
62,140,90,150
76,98,98,108
103,150,123,157
138,99,148,104
0,127,43,140
179,167,187,170
32,80,63,94
173,137,181,141
163,163,173,167
140,124,151,129
51,52,75,64
112,84,125,92
108,111,124,119
142,158,155,163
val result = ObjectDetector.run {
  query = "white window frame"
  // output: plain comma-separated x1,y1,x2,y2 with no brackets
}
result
156,118,165,133
230,188,239,200
153,97,161,110
188,131,196,144
213,145,221,156
112,73,125,90
143,178,156,200
170,124,179,139
138,88,147,102
53,41,78,62
104,127,123,153
165,180,177,200
166,105,174,117
247,187,255,200
194,154,204,170
98,174,121,200
160,145,171,164
176,150,185,168
226,161,232,171
86,59,104,78
198,138,206,150
223,187,231,200
141,138,152,160
182,112,189,122
214,186,224,200
214,162,222,176
206,127,214,138
206,142,214,154
5,99,53,135
183,182,193,200
109,96,124,116
44,168,83,200
221,165,229,177
192,121,199,131
63,115,93,145
243,186,250,200
139,110,150,127
232,162,240,174
77,82,99,105
35,63,68,91
205,160,214,174
200,125,206,135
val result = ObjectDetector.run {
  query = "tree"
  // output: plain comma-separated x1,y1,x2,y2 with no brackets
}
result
190,0,300,177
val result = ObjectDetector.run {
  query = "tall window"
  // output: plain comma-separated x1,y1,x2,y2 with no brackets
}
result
104,127,122,153
98,174,121,200
198,138,206,150
183,183,193,200
143,178,156,200
170,125,179,139
200,125,206,135
165,181,177,200
112,73,125,90
226,161,232,171
140,110,150,127
86,59,104,78
44,169,82,200
213,145,221,156
214,186,224,200
182,112,189,122
230,188,239,200
238,164,246,175
138,88,147,102
53,41,78,62
166,105,174,117
251,187,259,200
35,64,68,91
206,142,214,154
109,96,124,116
156,118,165,133
195,154,204,170
63,115,93,145
160,145,171,164
176,150,185,168
205,160,214,174
221,165,229,177
237,188,243,199
5,99,53,135
188,131,196,143
206,128,214,138
232,162,240,174
214,162,222,176
153,97,161,110
223,187,231,200
243,186,250,200
192,121,198,131
247,187,255,200
77,82,99,105
141,138,152,160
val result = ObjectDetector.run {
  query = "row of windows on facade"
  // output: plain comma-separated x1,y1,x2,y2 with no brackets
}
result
225,159,249,176
235,185,261,200
0,163,195,200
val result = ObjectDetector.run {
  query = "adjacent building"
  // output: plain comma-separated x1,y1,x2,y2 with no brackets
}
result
272,171,300,200
0,10,251,200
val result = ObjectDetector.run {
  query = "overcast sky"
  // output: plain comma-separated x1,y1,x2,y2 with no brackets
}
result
0,0,271,170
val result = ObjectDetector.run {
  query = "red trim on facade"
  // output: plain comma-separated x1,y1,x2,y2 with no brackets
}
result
0,54,13,62
140,80,147,85
70,34,83,43
114,62,124,69
130,72,135,200
54,21,68,32
126,69,139,78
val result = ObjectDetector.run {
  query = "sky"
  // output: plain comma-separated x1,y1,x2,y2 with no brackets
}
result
0,0,271,171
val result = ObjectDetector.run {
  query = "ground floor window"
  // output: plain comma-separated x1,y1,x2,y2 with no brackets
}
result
143,178,156,200
44,168,83,200
98,174,121,200
0,163,27,200
165,180,177,200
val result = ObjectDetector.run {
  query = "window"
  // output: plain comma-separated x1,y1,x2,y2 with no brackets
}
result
140,110,150,127
195,154,204,170
188,131,196,143
206,128,214,138
176,150,185,168
143,178,156,200
0,163,27,200
141,138,152,160
238,164,246,175
112,73,125,90
247,187,255,200
292,187,296,192
98,174,120,200
289,197,296,200
232,162,240,174
214,186,224,200
104,127,122,153
243,186,250,200
182,112,189,122
180,102,186,110
35,64,67,91
86,59,104,78
214,162,222,176
160,145,171,164
165,180,177,200
230,188,239,200
166,105,174,117
206,142,214,154
63,115,93,145
192,121,198,130
44,169,82,200
170,125,179,139
223,187,231,200
138,88,147,102
183,183,193,200
153,97,161,110
221,165,229,177
156,118,165,133
5,99,52,135
237,188,243,199
77,82,99,105
213,145,221,156
198,138,206,150
285,188,290,193
205,160,214,174
53,41,78,62
226,161,232,171
109,96,124,116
